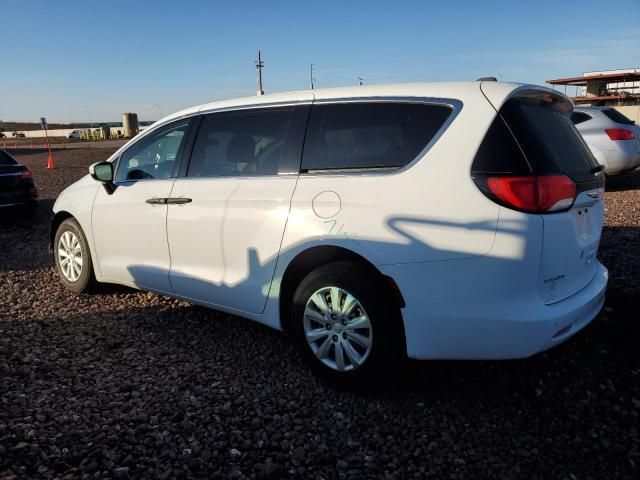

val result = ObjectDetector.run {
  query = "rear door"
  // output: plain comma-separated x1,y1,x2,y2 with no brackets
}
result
166,102,311,314
492,91,605,303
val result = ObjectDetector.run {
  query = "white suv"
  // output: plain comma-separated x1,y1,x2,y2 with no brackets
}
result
51,82,608,384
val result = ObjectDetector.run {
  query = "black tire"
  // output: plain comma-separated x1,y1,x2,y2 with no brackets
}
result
53,218,96,293
289,261,402,386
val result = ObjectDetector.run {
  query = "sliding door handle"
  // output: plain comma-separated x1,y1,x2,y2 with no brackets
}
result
167,197,192,205
145,197,167,205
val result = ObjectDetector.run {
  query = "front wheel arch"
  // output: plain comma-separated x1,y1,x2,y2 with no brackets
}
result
50,211,73,250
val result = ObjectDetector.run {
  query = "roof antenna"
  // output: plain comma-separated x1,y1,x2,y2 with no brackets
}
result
476,76,497,82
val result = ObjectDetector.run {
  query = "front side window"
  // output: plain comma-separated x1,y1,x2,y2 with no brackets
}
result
115,120,189,182
187,107,297,178
301,102,452,171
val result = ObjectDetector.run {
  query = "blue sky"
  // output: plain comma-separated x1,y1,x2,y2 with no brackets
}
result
1,0,639,123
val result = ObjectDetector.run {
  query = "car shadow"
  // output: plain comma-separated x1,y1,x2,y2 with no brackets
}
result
605,170,640,192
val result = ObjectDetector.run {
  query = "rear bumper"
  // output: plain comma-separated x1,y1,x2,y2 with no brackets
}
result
382,260,608,360
531,262,607,354
602,148,640,175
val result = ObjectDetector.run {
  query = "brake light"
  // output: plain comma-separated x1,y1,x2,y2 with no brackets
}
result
21,168,33,180
486,175,576,213
605,128,635,140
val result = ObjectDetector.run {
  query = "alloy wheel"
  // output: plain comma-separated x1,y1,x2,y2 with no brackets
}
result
303,286,373,371
57,230,83,282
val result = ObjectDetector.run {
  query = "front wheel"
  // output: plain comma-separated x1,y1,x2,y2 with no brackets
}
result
290,261,401,386
54,218,96,293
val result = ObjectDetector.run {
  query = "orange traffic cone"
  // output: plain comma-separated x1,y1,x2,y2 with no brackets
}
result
47,153,56,169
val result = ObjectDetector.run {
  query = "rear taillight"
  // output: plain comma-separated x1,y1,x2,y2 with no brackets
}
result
21,168,33,180
605,128,635,140
485,175,576,213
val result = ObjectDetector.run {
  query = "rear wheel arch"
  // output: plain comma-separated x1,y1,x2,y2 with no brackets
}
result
278,246,406,345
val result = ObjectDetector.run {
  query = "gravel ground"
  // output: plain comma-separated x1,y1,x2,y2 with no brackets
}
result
1,151,639,479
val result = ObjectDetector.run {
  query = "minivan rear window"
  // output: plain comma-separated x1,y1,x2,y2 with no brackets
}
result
499,95,599,183
301,102,452,171
602,108,635,125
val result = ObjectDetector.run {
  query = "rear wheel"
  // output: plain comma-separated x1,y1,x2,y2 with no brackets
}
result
290,261,401,385
54,218,96,293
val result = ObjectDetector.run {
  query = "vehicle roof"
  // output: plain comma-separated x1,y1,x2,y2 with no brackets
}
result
161,81,535,123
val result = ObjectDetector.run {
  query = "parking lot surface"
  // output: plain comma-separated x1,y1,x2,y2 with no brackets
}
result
1,148,639,479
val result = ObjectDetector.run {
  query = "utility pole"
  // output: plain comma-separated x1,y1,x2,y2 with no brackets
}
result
152,103,163,119
256,50,264,96
310,64,315,90
357,76,364,86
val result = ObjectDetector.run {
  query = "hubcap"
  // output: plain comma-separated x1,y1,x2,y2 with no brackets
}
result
303,286,373,372
57,231,83,282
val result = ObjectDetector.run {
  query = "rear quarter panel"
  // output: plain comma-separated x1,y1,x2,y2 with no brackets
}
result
279,84,502,269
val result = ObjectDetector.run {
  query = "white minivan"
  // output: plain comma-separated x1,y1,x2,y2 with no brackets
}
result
51,82,608,384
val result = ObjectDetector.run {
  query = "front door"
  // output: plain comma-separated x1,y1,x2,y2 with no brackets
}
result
92,119,191,292
167,103,310,313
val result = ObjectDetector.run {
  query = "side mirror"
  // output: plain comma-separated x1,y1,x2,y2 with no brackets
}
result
90,161,113,182
89,161,116,194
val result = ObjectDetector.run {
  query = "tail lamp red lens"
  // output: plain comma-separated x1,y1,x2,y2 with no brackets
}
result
605,128,635,141
21,168,33,180
486,175,576,213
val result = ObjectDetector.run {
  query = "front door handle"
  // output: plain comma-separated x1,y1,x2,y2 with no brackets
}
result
145,197,167,205
167,197,192,205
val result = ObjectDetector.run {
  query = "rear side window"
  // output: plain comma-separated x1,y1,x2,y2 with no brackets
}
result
570,112,592,125
473,94,599,184
602,108,635,125
301,102,452,171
